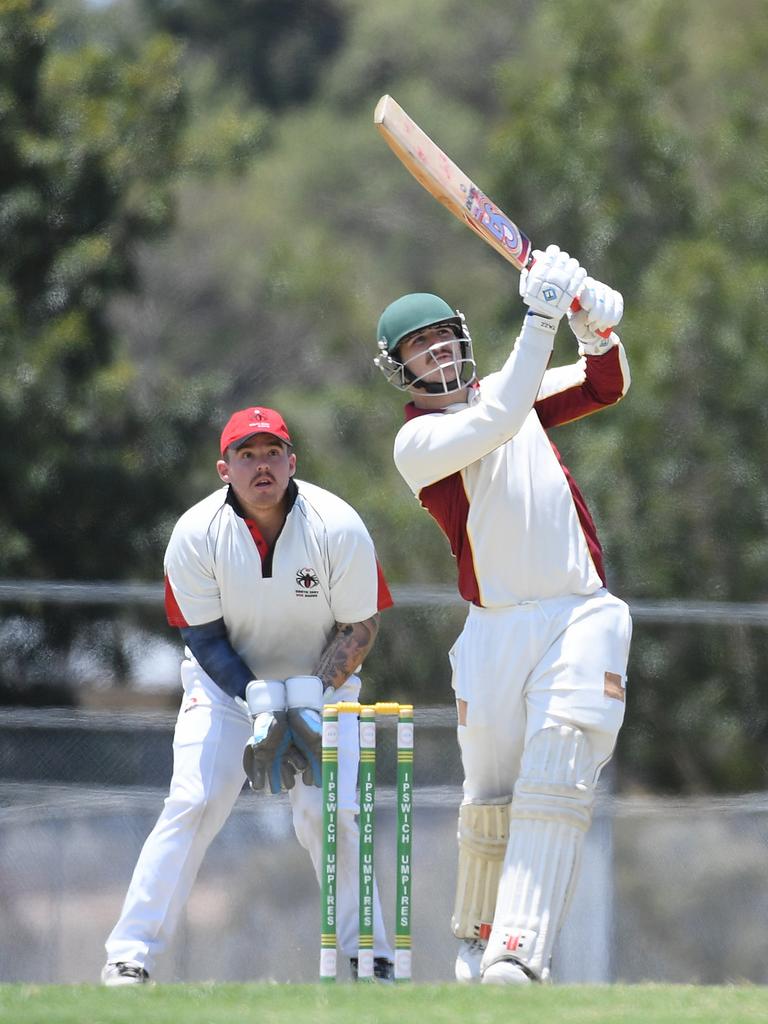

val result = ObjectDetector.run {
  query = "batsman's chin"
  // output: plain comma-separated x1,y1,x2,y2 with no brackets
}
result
425,370,459,387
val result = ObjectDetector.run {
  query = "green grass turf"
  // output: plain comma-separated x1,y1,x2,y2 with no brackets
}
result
0,984,767,1024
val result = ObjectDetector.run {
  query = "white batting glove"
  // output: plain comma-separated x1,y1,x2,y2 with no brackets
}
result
519,245,587,325
567,309,620,355
567,277,623,356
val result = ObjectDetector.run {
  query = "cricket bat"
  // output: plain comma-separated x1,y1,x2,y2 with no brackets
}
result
374,94,605,331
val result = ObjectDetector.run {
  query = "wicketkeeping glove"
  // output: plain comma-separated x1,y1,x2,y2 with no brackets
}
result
242,679,307,794
519,244,587,324
285,675,325,788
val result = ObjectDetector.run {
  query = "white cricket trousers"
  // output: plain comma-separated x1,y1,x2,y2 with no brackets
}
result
105,672,392,974
449,588,632,799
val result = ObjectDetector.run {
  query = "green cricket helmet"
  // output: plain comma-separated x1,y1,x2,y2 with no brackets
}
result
373,292,476,394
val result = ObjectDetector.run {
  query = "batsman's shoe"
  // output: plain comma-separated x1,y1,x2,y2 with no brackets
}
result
455,938,486,983
481,956,534,986
350,956,395,983
101,961,150,986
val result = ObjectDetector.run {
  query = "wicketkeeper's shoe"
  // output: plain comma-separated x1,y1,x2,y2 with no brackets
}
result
481,956,534,985
101,961,150,986
454,938,486,983
349,956,395,983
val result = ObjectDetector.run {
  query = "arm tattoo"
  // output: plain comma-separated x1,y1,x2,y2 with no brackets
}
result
315,613,380,690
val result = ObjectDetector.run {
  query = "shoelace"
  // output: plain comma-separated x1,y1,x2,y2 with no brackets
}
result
115,963,147,979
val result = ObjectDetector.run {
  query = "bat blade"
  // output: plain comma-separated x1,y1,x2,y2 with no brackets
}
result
374,95,609,335
374,94,532,271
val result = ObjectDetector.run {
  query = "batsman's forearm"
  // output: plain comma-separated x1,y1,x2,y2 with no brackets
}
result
315,614,380,690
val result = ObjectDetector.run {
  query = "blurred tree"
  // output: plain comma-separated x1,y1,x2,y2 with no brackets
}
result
0,0,189,577
103,0,768,790
0,0,213,701
5,0,768,790
108,0,531,579
138,0,347,109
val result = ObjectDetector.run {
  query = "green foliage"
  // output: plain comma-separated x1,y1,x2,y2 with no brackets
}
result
0,1,185,570
179,57,270,175
139,0,347,109
4,0,768,790
490,0,696,291
0,0,219,700
105,3,524,599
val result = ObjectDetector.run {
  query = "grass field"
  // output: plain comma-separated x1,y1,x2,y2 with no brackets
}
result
1,984,767,1024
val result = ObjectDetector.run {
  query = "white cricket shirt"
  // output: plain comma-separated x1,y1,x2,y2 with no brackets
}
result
393,320,631,608
164,480,392,680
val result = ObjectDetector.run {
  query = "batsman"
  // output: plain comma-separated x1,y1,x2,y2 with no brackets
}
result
374,245,632,984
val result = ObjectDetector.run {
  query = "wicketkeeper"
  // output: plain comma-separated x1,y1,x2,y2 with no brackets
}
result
374,246,632,984
102,407,395,984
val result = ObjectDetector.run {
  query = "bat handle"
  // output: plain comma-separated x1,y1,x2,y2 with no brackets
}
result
570,297,612,339
527,256,612,339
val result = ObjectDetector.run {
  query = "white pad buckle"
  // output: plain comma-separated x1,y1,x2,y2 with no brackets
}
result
503,929,537,956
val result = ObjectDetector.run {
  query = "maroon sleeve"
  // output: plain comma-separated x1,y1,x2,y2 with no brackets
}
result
535,346,627,429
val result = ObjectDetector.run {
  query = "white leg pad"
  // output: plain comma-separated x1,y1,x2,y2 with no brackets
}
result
480,725,594,980
451,799,511,940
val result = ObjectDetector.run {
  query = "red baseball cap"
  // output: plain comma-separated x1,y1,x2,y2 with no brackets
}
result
219,407,293,456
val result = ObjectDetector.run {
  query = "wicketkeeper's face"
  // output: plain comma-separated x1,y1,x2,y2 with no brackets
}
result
399,324,463,387
216,435,296,516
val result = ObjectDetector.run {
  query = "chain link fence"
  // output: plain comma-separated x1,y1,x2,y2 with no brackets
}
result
2,582,768,983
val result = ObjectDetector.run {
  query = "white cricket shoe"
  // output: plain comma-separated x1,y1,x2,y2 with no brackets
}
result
481,957,533,985
101,961,150,986
454,938,486,982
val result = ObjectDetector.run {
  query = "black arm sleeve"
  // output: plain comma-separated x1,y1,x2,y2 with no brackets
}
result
179,618,253,701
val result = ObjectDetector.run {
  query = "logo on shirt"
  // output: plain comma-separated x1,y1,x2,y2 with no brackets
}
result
295,567,320,596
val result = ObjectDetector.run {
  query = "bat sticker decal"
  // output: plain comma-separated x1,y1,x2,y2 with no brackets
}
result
465,187,531,265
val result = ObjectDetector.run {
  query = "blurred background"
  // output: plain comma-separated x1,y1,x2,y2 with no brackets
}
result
1,0,768,985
